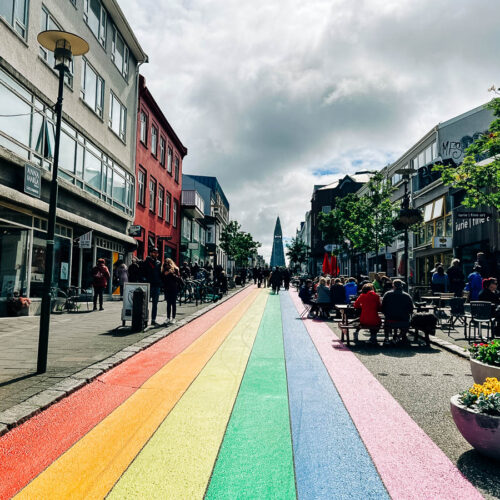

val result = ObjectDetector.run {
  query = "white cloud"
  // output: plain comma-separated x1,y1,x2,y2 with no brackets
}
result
120,0,500,261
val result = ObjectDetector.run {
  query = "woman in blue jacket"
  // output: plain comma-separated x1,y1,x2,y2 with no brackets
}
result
344,278,358,303
467,265,483,300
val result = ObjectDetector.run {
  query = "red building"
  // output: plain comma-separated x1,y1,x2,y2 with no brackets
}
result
134,75,187,263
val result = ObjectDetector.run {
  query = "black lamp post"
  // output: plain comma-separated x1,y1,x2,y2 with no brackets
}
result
36,31,89,374
393,167,421,290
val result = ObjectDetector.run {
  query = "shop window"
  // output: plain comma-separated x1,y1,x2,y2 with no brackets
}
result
445,216,452,237
0,225,29,297
435,218,444,237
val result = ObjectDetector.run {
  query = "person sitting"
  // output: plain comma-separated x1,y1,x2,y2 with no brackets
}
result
372,273,383,294
299,280,313,304
353,283,382,345
478,278,500,337
467,265,483,300
381,276,393,295
381,279,414,345
330,278,346,317
344,278,358,303
431,265,448,293
315,277,331,318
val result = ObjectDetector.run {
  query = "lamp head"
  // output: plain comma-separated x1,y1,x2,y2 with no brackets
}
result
37,30,89,72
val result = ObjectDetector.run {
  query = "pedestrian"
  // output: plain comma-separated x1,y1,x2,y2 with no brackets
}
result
162,258,183,324
180,261,191,280
475,252,490,278
354,283,382,345
253,267,258,284
114,260,128,297
466,265,483,300
381,275,393,295
144,247,162,325
240,267,247,285
431,265,448,293
381,279,414,345
217,270,228,295
128,256,143,282
270,267,282,294
282,268,291,291
91,258,110,311
262,266,271,287
447,259,465,297
256,267,263,288
372,273,383,294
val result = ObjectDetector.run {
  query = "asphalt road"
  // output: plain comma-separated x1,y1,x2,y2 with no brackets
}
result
343,331,500,500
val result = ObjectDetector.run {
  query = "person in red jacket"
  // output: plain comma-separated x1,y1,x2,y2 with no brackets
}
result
91,258,110,311
353,283,382,345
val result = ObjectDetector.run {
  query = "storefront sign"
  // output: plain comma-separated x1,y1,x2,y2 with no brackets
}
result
433,236,453,249
128,225,142,237
79,231,93,249
456,212,490,219
454,211,493,247
24,164,41,198
188,242,199,250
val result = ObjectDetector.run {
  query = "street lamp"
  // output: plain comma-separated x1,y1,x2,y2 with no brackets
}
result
392,167,421,290
36,31,89,374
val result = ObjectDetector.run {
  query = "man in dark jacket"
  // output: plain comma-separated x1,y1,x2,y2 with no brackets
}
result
144,248,162,325
447,258,465,297
128,257,143,283
382,279,414,344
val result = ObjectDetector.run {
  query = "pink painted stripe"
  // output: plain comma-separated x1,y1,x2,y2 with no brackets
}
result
289,291,482,500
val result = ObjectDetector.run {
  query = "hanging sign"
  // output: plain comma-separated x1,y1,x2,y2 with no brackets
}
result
24,164,41,198
79,231,93,249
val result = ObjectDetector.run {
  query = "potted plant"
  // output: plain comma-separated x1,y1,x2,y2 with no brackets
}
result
451,377,500,460
469,341,500,384
6,293,31,317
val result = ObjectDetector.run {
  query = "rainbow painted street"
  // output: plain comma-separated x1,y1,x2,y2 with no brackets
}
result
0,287,482,499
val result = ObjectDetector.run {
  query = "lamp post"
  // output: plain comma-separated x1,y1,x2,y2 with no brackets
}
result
36,31,89,374
393,167,421,291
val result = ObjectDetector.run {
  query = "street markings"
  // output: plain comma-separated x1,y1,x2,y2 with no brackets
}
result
107,291,268,499
280,292,389,499
205,294,296,499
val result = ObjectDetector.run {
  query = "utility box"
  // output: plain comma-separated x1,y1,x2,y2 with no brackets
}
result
122,283,150,328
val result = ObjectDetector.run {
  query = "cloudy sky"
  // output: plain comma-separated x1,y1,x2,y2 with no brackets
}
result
120,0,500,261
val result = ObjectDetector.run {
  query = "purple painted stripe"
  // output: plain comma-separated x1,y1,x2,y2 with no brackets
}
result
289,290,482,500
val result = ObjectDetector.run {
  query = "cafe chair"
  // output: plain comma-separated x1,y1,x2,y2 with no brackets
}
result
468,301,494,342
446,298,468,337
299,299,312,319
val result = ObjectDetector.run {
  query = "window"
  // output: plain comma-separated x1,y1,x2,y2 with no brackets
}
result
149,177,156,212
137,168,146,205
81,58,104,117
0,0,28,38
158,185,164,218
109,91,127,141
151,125,158,156
166,192,171,223
140,111,147,144
112,168,126,204
160,136,165,166
84,0,107,47
182,217,191,239
173,199,178,227
111,25,129,79
174,156,180,182
167,146,172,174
39,7,73,86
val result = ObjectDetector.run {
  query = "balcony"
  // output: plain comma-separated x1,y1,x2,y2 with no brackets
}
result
212,203,229,224
181,190,205,219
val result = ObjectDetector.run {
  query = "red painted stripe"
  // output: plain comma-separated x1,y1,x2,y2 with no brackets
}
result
289,290,482,500
0,287,254,500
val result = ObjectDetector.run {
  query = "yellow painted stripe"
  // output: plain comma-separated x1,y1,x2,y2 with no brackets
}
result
15,289,261,500
107,290,268,499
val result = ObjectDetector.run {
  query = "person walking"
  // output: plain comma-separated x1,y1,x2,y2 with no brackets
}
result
144,247,162,325
431,265,448,293
270,267,282,294
262,267,271,287
162,258,183,324
282,268,291,291
128,257,143,282
467,265,483,300
447,259,465,297
115,260,128,297
354,283,382,344
240,267,247,285
91,258,110,311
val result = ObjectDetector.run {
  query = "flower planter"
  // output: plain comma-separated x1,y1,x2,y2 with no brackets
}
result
470,358,500,384
450,395,500,460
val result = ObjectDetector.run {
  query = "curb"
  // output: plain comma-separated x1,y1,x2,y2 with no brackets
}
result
428,335,470,359
0,285,252,437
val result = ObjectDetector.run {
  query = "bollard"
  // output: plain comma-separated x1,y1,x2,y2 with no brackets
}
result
131,287,146,332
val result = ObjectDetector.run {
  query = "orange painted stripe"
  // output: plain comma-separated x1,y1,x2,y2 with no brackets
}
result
14,289,260,500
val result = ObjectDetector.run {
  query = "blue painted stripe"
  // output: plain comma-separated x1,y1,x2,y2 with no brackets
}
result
280,292,389,500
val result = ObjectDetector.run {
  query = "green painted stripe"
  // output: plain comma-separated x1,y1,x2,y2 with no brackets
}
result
205,293,296,500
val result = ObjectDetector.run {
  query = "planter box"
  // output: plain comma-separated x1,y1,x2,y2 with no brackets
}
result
470,358,500,384
451,395,500,460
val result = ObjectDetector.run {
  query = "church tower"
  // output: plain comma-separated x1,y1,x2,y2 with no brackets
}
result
270,217,286,268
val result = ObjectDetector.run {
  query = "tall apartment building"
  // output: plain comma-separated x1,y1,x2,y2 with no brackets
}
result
0,0,147,311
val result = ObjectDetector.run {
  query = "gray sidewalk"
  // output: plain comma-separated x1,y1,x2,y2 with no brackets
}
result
0,286,248,414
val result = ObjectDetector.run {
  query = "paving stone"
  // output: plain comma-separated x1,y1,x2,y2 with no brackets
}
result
0,403,39,426
0,423,8,436
23,389,66,409
72,368,104,381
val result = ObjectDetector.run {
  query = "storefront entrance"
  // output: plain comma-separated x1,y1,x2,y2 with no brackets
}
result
0,223,29,297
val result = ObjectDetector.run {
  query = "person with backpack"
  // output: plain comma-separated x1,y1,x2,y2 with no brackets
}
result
162,258,183,324
91,258,110,311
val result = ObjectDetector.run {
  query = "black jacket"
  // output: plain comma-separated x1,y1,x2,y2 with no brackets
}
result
143,257,162,286
382,289,414,322
330,284,346,305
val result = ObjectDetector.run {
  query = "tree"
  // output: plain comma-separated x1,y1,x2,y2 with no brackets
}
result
434,97,500,211
286,237,309,271
220,220,261,267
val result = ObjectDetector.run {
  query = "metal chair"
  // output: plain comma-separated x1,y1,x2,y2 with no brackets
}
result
299,299,312,318
468,301,494,342
447,298,468,337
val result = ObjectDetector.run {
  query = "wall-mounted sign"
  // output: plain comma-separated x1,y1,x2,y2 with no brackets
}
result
385,253,393,260
79,231,93,249
128,225,142,237
433,236,453,249
188,242,199,250
24,164,41,198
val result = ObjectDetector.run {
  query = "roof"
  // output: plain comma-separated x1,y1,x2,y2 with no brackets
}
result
140,75,188,158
